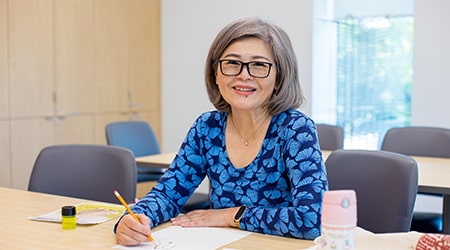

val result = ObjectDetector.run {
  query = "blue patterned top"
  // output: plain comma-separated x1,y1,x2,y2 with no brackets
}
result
129,109,328,239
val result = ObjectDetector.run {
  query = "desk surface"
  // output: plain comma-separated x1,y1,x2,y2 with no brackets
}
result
136,152,176,168
0,187,313,249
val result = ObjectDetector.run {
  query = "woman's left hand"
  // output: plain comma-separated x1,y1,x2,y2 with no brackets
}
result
170,207,239,228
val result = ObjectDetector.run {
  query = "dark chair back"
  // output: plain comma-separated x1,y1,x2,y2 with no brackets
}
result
316,123,344,150
28,144,136,204
381,126,450,233
325,149,418,233
381,126,450,158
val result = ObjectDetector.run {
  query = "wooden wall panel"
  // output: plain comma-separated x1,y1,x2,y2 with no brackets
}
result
94,0,128,113
9,0,54,118
55,0,95,114
0,0,7,119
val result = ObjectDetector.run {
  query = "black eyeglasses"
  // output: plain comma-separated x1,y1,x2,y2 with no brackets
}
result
218,59,274,78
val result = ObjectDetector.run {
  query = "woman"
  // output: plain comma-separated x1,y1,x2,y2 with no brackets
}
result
115,17,328,246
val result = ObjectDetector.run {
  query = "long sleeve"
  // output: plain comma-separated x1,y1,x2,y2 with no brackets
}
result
122,110,328,240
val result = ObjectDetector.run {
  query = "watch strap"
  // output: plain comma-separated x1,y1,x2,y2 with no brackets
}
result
233,205,247,229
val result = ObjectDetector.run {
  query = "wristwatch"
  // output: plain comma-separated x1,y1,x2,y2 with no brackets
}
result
233,205,247,229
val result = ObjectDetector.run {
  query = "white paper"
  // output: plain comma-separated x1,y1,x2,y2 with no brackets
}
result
29,202,125,225
113,226,251,250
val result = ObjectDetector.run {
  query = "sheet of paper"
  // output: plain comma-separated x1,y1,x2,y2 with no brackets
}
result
29,202,125,225
113,226,251,250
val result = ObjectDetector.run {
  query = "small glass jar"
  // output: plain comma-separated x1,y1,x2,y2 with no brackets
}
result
61,205,76,230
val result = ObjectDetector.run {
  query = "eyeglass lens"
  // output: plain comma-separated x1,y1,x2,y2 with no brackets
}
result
219,60,272,78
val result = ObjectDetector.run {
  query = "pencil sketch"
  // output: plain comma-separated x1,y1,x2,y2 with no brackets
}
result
153,237,187,249
116,238,187,250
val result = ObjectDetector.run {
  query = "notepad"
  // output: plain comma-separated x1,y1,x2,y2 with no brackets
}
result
113,226,251,250
29,202,125,225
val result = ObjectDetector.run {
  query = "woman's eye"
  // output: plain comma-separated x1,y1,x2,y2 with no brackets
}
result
226,60,241,65
252,62,269,68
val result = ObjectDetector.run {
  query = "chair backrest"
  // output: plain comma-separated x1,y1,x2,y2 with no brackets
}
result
381,126,450,158
28,144,136,204
316,123,344,150
105,121,160,157
325,149,418,233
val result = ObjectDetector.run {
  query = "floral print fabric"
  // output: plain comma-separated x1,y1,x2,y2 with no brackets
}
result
130,109,328,239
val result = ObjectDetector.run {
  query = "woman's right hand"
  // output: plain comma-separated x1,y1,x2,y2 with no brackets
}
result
115,213,153,246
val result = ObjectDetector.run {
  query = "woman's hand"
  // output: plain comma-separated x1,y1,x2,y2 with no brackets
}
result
115,214,153,246
170,207,239,228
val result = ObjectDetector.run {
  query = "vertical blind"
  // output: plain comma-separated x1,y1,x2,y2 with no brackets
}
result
335,16,414,149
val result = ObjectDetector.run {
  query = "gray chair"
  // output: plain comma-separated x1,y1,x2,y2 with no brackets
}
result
316,123,344,150
381,126,450,233
325,149,418,233
105,121,210,213
105,121,165,182
28,144,136,204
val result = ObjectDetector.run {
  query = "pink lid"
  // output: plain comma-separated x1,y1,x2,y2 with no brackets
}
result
321,190,357,226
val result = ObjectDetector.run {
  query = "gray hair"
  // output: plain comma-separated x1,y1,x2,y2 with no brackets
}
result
205,17,304,115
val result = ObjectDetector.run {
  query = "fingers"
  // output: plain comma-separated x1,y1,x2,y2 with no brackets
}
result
115,214,153,246
171,211,197,226
171,209,221,227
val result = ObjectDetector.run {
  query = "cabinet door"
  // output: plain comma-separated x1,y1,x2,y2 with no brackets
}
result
11,119,54,189
0,121,11,187
9,0,54,118
94,0,128,113
128,0,160,113
0,0,7,119
55,116,95,145
54,0,96,144
55,0,95,115
0,1,8,186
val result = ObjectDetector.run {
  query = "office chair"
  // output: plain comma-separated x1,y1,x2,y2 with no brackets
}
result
105,121,210,212
105,121,165,183
316,123,344,150
325,149,418,233
28,144,136,204
381,126,450,233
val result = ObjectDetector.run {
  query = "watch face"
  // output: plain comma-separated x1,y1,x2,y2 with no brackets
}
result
234,205,247,220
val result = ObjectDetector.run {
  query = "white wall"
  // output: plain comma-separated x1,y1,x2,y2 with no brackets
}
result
161,0,450,206
161,0,450,152
161,0,313,152
412,0,450,127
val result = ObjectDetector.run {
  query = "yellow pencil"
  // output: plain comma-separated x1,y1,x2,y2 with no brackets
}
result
114,190,155,244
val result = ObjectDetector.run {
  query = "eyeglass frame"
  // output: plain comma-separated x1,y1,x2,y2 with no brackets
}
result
217,59,275,78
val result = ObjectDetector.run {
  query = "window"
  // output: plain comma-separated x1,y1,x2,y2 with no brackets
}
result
335,16,414,149
313,13,414,149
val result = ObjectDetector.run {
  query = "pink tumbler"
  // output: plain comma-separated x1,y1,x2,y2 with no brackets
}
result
316,190,357,250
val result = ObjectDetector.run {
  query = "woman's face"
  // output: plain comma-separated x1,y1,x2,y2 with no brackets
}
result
216,37,276,113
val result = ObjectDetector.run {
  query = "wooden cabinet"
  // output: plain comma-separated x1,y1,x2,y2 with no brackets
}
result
0,0,10,187
0,0,7,119
1,0,161,189
55,0,95,115
9,0,54,118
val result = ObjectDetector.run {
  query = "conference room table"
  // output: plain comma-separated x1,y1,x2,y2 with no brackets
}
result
136,149,450,234
0,187,314,249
